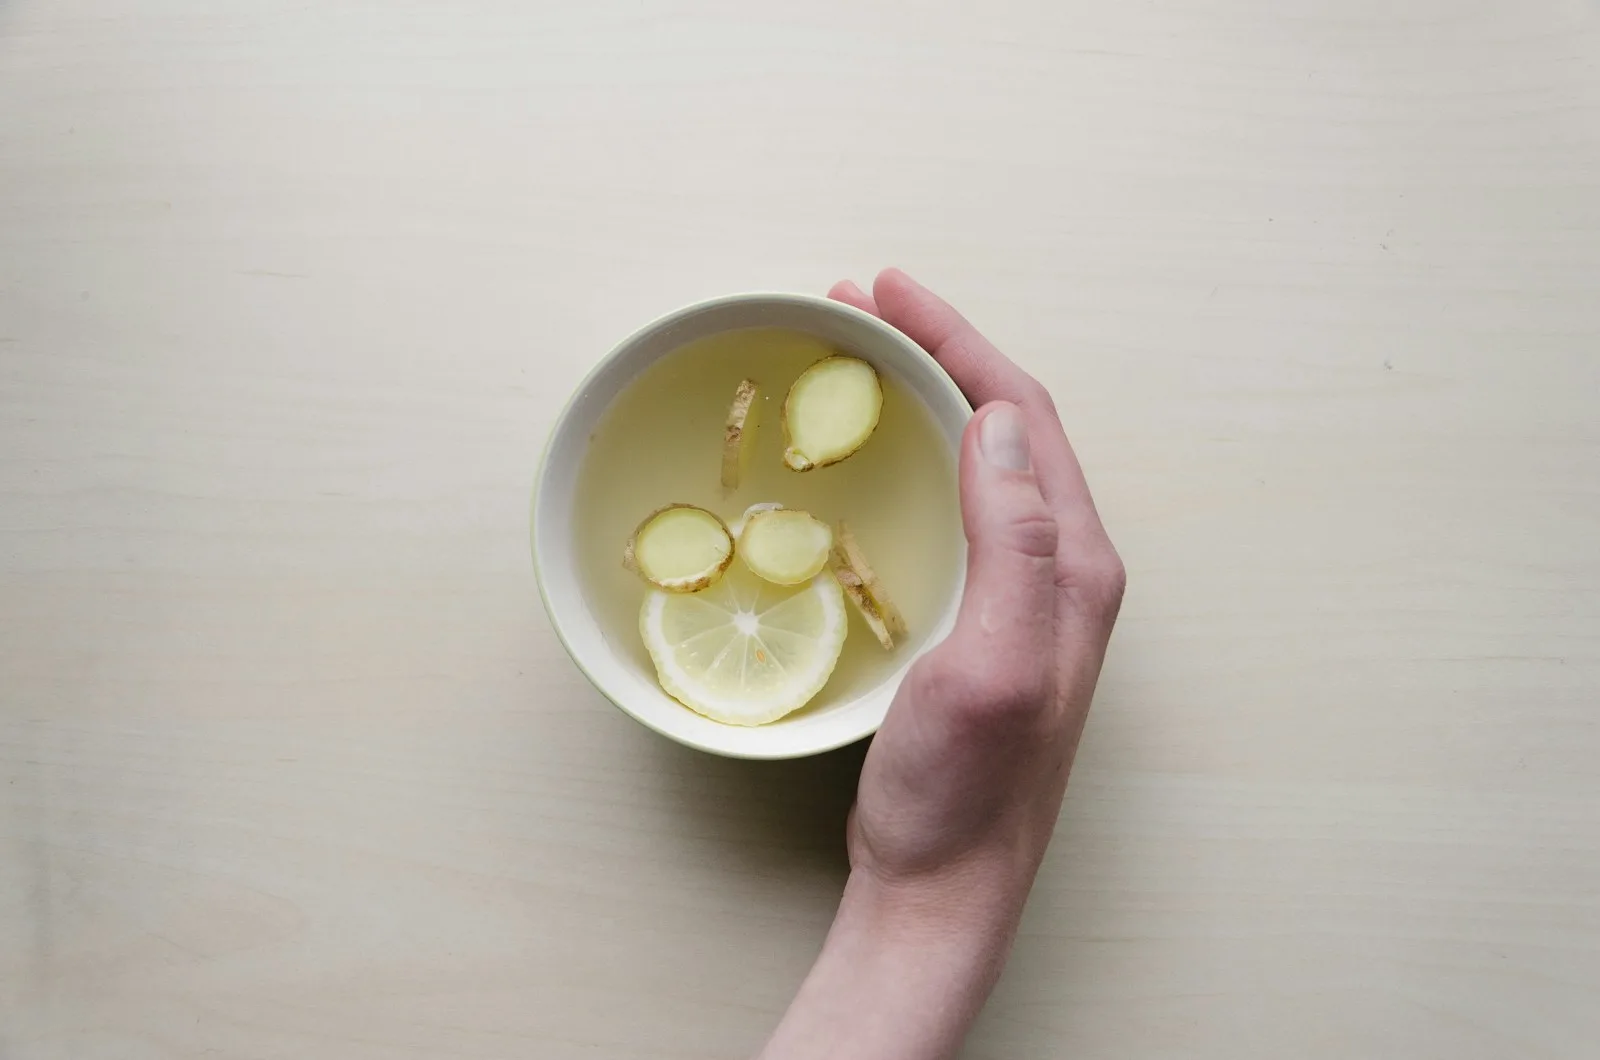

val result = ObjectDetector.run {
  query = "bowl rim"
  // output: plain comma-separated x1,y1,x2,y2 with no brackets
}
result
531,290,971,759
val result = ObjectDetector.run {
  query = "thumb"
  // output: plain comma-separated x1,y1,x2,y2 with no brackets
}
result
950,402,1059,662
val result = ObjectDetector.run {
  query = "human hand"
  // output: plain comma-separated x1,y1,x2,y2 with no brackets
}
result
834,269,1125,931
757,269,1123,1060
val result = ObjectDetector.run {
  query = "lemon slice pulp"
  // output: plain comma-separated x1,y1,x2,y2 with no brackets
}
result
640,561,847,726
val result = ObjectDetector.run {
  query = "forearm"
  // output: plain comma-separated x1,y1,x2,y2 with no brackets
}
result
757,869,1023,1060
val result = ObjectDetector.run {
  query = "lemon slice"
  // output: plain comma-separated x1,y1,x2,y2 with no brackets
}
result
640,561,847,726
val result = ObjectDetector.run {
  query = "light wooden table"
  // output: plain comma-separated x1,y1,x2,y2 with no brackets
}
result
3,2,1598,1057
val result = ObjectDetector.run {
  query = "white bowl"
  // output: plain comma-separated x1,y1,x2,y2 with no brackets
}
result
532,293,970,759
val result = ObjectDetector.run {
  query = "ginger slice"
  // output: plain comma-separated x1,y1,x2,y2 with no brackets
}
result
721,379,760,489
740,508,833,586
623,504,734,593
782,356,882,471
730,501,784,540
831,521,907,649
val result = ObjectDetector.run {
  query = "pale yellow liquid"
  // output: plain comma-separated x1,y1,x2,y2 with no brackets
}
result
575,327,964,717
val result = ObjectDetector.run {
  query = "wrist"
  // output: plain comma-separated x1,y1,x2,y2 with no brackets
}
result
836,862,1025,970
756,869,1024,1060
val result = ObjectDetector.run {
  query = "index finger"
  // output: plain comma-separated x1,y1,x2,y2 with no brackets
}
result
870,269,1108,544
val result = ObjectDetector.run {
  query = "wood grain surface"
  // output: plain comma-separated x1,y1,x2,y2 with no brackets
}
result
2,1,1598,1057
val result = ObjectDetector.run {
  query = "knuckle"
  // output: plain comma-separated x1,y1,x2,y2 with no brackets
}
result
1023,379,1061,421
1006,506,1060,560
1065,544,1127,616
1093,550,1128,604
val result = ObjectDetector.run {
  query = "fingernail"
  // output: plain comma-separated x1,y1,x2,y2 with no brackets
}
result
839,280,867,299
980,403,1031,471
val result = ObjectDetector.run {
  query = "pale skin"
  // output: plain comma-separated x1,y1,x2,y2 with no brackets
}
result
757,269,1126,1060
